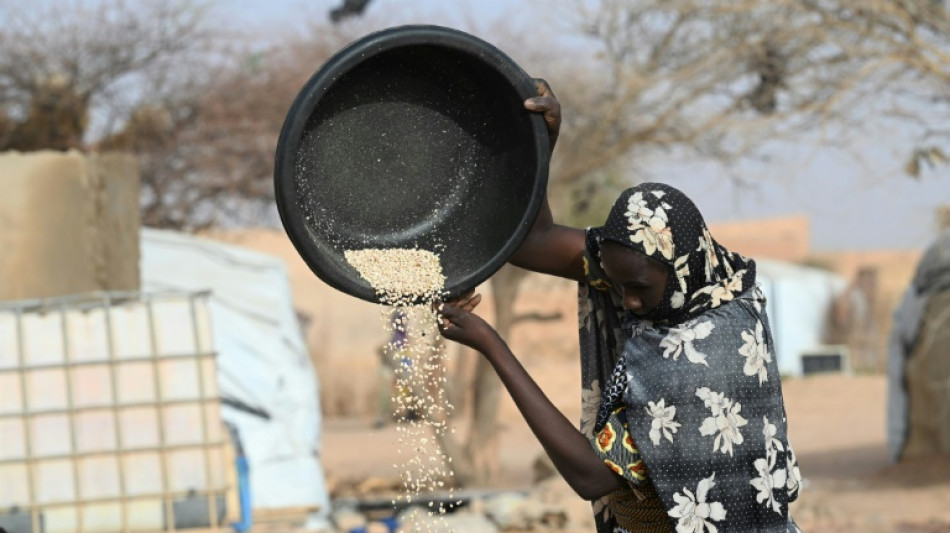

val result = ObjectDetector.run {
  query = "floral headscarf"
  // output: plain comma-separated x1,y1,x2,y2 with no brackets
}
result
578,183,802,533
598,182,756,325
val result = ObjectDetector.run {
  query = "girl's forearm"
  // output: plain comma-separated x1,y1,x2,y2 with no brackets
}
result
479,335,621,500
508,197,587,281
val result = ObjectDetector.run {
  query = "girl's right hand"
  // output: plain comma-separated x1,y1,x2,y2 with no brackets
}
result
524,78,561,154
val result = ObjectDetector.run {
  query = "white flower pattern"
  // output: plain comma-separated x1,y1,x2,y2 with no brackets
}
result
646,399,682,446
660,321,716,366
671,291,685,309
763,417,786,467
672,254,691,309
751,457,787,514
750,417,791,514
696,229,720,283
787,445,802,498
696,387,729,413
626,192,675,260
697,388,748,456
739,320,772,385
625,191,653,222
668,473,727,533
691,269,747,309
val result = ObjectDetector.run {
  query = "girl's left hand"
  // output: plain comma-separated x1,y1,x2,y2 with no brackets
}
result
437,292,500,352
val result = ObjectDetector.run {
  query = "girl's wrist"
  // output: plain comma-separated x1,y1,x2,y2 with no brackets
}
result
481,333,510,358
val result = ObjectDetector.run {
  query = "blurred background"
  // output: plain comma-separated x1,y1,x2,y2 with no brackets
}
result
0,1,948,532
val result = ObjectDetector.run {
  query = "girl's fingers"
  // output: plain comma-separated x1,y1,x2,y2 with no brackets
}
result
534,78,555,98
525,80,553,110
459,293,482,312
524,97,555,112
439,303,463,328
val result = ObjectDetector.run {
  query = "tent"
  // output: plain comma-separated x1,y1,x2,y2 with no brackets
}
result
756,258,848,376
141,229,330,529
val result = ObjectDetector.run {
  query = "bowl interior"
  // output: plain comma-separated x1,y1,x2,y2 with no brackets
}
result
278,29,547,302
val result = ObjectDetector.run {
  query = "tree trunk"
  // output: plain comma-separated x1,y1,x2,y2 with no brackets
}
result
465,264,529,484
432,264,530,486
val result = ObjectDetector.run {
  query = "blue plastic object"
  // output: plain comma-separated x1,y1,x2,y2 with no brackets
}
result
380,516,400,532
231,456,252,532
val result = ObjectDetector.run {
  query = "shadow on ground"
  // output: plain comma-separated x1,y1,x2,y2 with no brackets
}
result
799,444,950,490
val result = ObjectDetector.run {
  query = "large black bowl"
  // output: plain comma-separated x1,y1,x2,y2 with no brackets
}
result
274,25,549,303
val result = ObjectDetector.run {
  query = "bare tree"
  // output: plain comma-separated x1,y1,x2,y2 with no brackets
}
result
0,0,216,151
117,25,360,230
0,0,251,229
549,0,950,194
98,45,311,230
0,0,333,230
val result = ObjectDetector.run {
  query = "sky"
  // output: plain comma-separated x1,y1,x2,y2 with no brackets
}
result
222,0,949,252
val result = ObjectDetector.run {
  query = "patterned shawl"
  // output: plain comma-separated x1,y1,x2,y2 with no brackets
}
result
577,183,802,532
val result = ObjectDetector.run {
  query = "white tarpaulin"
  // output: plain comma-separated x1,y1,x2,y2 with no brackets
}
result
141,229,329,526
756,258,847,376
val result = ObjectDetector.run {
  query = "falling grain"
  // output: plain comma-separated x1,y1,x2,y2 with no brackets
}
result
345,247,456,533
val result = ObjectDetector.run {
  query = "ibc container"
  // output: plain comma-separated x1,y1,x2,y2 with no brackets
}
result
0,291,233,533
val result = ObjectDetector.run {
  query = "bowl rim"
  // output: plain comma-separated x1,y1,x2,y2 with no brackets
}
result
274,24,550,304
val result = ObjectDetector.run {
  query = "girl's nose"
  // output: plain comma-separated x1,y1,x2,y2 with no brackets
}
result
623,294,641,312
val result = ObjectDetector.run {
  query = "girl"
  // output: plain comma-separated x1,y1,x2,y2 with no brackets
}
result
438,81,802,533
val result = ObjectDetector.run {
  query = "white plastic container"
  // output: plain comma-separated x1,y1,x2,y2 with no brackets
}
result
0,291,231,533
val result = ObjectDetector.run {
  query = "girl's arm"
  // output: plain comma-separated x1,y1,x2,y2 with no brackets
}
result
508,196,587,282
439,295,622,500
513,80,587,282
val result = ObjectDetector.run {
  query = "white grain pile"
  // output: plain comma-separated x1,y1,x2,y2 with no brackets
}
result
346,247,458,533
344,248,445,305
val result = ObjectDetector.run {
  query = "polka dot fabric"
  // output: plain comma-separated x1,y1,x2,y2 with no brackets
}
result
578,184,803,533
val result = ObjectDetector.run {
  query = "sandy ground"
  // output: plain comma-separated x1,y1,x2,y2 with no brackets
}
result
202,229,947,532
321,372,950,533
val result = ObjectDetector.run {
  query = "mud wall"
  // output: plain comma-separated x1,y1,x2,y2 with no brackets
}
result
0,150,140,301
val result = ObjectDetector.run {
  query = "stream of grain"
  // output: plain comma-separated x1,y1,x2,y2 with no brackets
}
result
345,247,458,533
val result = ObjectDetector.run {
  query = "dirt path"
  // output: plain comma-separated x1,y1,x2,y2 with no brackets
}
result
322,373,950,532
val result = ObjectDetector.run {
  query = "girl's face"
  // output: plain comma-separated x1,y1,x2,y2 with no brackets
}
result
599,241,670,317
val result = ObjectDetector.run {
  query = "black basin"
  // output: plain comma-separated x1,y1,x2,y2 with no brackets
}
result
274,25,549,303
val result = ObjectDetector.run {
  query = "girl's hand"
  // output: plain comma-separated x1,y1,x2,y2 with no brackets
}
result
524,78,560,154
437,293,501,352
